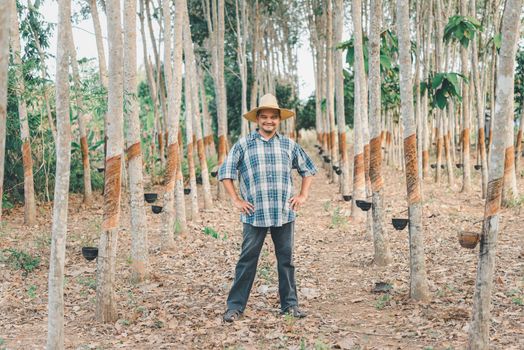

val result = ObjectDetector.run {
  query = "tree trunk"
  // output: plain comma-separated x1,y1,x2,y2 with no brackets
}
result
471,0,488,198
183,24,200,221
216,0,228,200
89,0,108,89
516,107,524,174
326,0,339,184
369,0,391,266
236,0,249,137
138,0,162,173
198,65,216,159
334,0,349,197
397,0,429,301
0,0,11,222
46,0,71,347
351,0,367,223
460,0,472,193
161,0,185,249
124,0,149,282
468,1,522,347
10,0,37,226
183,13,213,210
68,22,93,204
96,0,124,323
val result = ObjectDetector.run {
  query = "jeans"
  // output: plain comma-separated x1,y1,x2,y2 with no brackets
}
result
226,221,298,312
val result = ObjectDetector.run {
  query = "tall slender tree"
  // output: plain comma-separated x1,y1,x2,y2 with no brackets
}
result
397,0,429,301
468,1,522,348
334,0,349,197
460,0,472,193
68,22,93,204
46,0,71,347
96,0,124,323
124,0,148,282
351,0,367,223
10,0,37,226
369,0,391,266
0,0,11,222
89,0,108,89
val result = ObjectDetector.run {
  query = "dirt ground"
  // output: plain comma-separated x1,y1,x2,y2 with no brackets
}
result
0,139,523,349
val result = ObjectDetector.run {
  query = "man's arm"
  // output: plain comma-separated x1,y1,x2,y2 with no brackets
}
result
289,175,313,211
222,179,255,215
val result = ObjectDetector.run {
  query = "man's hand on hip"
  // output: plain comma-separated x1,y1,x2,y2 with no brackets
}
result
289,194,307,211
233,198,255,215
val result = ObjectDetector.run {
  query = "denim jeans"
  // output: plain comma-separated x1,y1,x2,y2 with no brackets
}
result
226,221,298,312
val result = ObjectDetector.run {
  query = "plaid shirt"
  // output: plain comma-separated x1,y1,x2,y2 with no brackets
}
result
218,130,317,227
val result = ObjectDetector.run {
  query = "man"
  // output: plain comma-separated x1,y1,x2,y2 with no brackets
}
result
218,93,317,322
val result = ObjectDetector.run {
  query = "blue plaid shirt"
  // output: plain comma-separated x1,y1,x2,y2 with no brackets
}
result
218,130,317,227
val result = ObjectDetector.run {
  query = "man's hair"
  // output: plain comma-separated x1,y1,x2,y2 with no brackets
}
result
256,109,281,118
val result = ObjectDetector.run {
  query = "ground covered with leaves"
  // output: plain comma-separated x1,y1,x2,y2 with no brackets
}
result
1,142,523,349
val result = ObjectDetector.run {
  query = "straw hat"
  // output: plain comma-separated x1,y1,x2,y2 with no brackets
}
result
243,93,295,122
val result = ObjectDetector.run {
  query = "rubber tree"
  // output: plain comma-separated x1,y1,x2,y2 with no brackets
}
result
351,0,367,223
333,0,349,197
46,0,71,347
397,0,429,301
10,0,37,226
68,21,93,204
96,0,124,323
369,0,391,266
161,0,185,249
124,0,149,282
460,0,472,193
183,9,213,210
468,0,522,348
0,0,11,222
326,0,339,184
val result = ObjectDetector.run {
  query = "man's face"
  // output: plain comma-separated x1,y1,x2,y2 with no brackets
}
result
256,108,281,134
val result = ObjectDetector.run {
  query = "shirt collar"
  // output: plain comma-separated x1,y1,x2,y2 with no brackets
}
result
250,129,281,141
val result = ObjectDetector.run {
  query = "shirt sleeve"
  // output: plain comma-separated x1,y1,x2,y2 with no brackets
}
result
218,142,242,180
292,143,317,177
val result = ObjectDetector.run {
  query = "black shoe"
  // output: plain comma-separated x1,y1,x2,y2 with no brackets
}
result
223,309,242,322
281,305,307,318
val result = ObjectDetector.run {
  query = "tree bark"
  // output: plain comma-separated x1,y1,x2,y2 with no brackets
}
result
124,0,149,282
351,0,367,223
460,0,472,193
397,0,429,301
516,107,524,174
326,0,339,184
10,0,37,226
468,1,522,348
46,0,71,347
89,0,108,89
68,22,93,204
183,22,200,221
184,13,213,210
96,0,124,323
471,0,488,198
334,0,349,197
0,0,11,222
369,0,391,266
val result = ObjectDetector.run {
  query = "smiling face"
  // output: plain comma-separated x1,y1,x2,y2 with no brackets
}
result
256,108,281,137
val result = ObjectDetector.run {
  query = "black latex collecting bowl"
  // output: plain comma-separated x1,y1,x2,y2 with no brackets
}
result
152,205,163,214
211,171,218,178
342,195,352,202
392,218,409,230
82,247,98,261
144,193,158,203
184,188,191,195
474,165,482,170
356,200,372,211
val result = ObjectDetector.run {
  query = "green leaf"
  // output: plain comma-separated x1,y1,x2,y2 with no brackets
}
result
432,74,445,89
435,90,447,109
